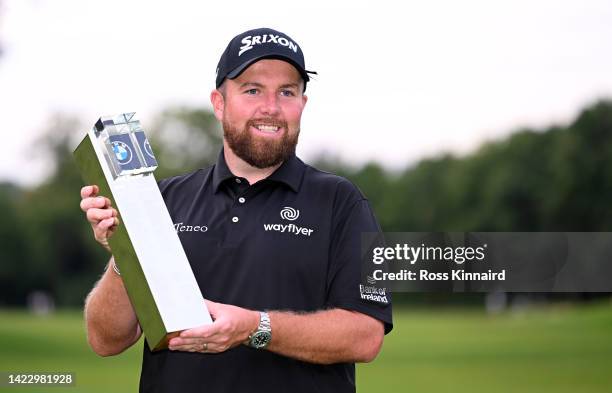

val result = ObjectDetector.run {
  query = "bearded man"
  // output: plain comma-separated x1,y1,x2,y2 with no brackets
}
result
79,27,392,393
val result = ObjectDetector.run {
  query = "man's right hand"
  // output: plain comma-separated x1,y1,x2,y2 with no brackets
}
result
80,185,120,252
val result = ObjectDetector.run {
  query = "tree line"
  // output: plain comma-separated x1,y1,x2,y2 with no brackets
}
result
1,100,611,307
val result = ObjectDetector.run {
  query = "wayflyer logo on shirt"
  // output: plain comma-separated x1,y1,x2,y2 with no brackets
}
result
263,207,315,237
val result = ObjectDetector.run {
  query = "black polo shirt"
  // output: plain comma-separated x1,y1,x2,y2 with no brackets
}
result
139,150,392,393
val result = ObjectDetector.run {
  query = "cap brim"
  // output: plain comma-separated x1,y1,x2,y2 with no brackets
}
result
226,54,313,84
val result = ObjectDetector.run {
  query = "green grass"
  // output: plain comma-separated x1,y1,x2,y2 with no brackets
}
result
0,303,611,392
0,310,142,392
359,302,612,393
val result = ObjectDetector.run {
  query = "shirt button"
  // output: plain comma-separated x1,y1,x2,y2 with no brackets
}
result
232,216,239,223
238,197,246,204
235,178,242,184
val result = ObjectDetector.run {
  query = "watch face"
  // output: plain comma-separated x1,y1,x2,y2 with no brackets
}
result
251,331,272,348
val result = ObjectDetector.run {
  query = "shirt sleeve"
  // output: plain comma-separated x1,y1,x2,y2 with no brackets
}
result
326,198,393,334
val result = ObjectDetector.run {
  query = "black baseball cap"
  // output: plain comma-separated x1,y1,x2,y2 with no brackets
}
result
215,27,317,91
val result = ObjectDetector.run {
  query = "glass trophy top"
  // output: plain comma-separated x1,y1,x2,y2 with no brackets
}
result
93,112,158,178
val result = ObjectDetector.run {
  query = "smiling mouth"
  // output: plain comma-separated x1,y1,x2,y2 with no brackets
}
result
254,124,280,133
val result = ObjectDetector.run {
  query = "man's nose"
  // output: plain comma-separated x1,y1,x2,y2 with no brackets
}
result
259,92,280,116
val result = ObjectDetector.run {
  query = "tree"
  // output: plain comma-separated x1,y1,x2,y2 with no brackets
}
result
2,100,612,306
148,107,223,179
1,107,223,306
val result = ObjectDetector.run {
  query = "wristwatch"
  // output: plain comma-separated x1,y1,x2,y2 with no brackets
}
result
247,311,272,349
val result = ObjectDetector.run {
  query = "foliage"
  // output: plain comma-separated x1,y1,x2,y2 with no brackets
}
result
1,100,612,306
320,100,612,233
0,109,221,306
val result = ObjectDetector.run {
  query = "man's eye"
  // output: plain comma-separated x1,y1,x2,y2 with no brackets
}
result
280,90,295,97
245,89,258,95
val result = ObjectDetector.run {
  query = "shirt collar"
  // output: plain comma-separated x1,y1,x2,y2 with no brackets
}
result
212,149,234,193
266,153,305,193
212,149,306,193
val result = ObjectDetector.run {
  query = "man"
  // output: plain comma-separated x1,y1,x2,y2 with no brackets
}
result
80,27,392,393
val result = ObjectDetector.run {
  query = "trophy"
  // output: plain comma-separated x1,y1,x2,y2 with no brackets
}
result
74,113,212,351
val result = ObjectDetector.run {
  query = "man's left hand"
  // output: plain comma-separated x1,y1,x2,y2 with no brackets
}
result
168,300,259,353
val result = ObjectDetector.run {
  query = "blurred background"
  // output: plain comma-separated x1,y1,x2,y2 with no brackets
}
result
0,0,611,392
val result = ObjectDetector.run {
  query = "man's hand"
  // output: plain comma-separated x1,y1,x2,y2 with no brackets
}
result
168,300,259,353
80,185,119,252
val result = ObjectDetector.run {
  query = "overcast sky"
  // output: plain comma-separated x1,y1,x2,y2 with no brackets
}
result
1,0,611,185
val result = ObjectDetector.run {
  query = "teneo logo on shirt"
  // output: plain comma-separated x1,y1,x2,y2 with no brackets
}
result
263,207,314,237
238,34,299,56
359,284,389,304
174,222,208,233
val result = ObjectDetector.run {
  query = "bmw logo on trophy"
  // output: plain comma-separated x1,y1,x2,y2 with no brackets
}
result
74,113,212,351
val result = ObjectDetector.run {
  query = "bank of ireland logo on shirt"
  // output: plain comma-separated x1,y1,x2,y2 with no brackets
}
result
361,276,388,304
280,206,299,221
359,284,389,305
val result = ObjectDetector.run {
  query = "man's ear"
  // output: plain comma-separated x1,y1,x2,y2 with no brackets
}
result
210,89,225,121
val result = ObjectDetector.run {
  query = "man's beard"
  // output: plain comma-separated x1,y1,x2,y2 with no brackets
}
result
223,118,299,169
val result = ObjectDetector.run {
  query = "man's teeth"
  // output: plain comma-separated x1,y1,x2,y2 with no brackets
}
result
255,125,279,133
